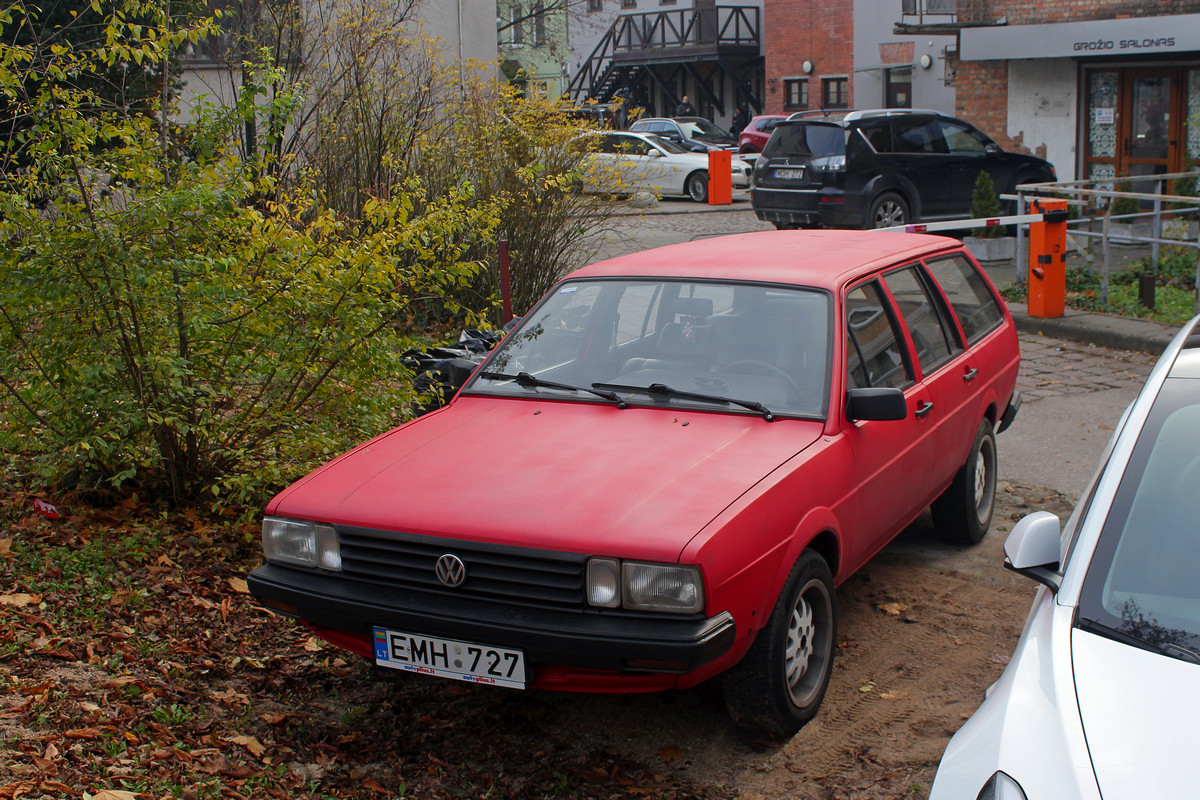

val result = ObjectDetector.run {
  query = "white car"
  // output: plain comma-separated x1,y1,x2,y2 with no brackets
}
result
929,315,1200,800
581,131,752,203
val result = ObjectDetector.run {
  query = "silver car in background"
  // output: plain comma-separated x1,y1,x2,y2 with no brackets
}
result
930,315,1200,800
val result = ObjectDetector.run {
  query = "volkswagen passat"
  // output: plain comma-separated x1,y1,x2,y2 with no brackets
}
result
249,230,1021,735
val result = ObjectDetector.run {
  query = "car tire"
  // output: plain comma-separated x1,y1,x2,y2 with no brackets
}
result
686,171,710,203
932,418,997,545
866,192,910,229
723,549,837,736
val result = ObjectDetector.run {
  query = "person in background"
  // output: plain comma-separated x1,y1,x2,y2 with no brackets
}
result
676,95,696,116
730,104,749,136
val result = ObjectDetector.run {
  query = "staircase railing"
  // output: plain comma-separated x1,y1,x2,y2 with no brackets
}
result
567,5,760,104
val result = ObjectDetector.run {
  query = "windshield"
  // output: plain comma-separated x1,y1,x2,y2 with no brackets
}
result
646,134,690,155
1078,379,1200,658
679,119,733,139
466,279,831,419
762,122,846,159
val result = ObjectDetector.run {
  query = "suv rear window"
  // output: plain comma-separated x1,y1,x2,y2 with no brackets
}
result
762,122,845,159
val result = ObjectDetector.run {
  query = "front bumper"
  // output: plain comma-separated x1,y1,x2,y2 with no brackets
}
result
249,564,737,679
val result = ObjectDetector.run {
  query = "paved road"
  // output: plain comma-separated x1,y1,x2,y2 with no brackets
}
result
593,198,1162,501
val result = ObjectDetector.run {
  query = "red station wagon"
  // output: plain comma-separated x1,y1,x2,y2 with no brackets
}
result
249,230,1021,735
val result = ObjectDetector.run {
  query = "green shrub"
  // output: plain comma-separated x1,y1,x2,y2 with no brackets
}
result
0,6,499,509
970,170,1004,238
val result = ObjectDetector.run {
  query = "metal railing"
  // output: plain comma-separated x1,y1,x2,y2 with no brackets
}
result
1013,173,1200,315
566,5,760,104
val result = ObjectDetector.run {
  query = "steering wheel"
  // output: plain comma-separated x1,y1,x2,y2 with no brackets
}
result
718,360,803,398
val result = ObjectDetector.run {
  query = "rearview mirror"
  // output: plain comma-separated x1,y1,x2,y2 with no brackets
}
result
846,388,906,422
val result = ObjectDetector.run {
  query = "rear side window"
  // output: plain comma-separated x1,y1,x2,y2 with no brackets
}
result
762,122,845,158
859,123,892,153
926,255,1004,344
882,266,961,376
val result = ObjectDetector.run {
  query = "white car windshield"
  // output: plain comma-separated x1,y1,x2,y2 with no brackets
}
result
466,279,832,419
1080,379,1200,659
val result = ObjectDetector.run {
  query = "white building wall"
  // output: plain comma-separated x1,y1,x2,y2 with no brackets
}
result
852,4,955,113
1007,59,1077,181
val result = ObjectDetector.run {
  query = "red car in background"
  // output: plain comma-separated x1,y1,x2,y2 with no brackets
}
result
249,230,1021,735
738,114,787,154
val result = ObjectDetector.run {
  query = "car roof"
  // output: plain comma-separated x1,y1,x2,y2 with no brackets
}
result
568,230,963,288
785,108,950,124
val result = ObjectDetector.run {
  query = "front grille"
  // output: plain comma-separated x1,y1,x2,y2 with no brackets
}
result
338,526,588,609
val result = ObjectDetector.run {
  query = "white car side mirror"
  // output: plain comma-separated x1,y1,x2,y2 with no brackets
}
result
1004,511,1063,590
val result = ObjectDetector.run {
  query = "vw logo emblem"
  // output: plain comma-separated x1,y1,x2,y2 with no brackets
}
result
434,554,467,587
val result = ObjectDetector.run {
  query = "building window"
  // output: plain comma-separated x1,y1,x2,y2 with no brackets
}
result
784,78,809,111
822,77,849,109
532,1,545,45
621,0,636,8
588,0,602,9
510,4,524,45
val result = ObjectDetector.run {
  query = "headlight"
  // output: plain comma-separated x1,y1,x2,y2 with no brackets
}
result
586,558,704,614
262,517,342,571
977,772,1027,800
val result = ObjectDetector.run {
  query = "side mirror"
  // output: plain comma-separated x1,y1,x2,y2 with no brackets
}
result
846,388,907,422
985,143,1002,155
647,149,664,158
1004,511,1063,590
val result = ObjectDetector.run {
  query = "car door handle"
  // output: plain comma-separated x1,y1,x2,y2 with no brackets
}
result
963,367,979,382
915,401,935,418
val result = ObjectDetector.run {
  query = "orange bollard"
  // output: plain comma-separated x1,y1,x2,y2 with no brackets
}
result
707,149,732,205
1027,198,1069,319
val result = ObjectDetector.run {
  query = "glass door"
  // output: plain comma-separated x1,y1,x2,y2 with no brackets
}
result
1124,69,1178,183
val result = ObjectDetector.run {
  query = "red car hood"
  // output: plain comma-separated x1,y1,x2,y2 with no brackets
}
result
269,396,823,562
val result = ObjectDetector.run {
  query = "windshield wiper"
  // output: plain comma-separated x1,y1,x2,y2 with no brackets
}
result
1077,617,1200,665
477,371,627,408
592,381,776,421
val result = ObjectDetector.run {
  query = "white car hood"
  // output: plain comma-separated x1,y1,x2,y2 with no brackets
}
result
1072,628,1200,799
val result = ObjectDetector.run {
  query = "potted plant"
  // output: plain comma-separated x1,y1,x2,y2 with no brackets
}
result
964,170,1015,262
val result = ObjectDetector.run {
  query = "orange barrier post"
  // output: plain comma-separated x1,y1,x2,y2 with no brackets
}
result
708,150,732,205
1027,198,1070,319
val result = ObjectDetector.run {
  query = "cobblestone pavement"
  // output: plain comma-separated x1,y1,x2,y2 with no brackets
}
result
1016,332,1157,400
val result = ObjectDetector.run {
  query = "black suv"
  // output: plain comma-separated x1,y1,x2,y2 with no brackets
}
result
628,117,737,152
751,109,1056,230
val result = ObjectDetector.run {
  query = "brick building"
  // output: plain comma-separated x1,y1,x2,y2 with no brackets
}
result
763,1,1200,183
944,1,1200,183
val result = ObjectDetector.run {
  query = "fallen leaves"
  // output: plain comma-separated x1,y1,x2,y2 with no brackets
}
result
0,593,40,608
877,601,908,616
0,490,733,800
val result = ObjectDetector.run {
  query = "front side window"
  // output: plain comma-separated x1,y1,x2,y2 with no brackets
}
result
936,119,990,154
845,282,911,390
467,279,832,419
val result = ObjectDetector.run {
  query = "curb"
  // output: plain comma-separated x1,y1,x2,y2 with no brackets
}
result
1008,302,1178,355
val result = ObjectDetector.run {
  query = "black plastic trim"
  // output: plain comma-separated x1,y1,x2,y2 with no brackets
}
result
248,565,737,674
